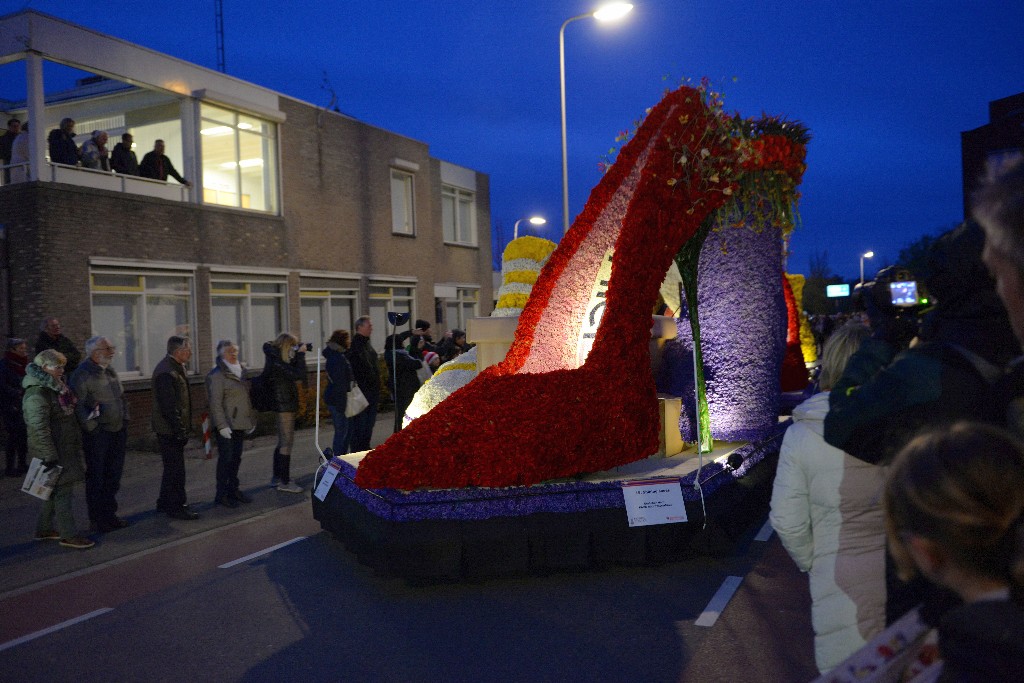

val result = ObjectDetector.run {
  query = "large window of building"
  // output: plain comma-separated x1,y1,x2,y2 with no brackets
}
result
300,285,358,359
200,103,279,213
442,185,476,245
368,283,416,353
210,275,287,368
390,169,415,235
443,287,480,330
90,268,195,377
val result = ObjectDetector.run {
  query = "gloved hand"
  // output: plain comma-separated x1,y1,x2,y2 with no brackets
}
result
42,460,59,472
219,427,232,440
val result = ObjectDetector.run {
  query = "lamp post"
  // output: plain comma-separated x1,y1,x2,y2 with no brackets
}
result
560,2,634,235
513,216,547,240
859,251,874,288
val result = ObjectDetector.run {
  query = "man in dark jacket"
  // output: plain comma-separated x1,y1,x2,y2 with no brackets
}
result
34,317,82,375
70,336,129,533
346,316,380,451
139,139,191,186
110,133,139,175
151,336,198,520
47,117,79,166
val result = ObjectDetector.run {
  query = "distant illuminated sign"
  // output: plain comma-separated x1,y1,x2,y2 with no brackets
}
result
826,284,850,298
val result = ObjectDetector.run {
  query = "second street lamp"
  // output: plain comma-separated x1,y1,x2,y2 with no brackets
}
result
859,250,874,288
513,215,547,240
559,2,634,235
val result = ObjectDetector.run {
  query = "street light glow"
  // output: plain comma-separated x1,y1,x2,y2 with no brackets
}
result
514,215,548,240
863,250,874,259
593,3,634,22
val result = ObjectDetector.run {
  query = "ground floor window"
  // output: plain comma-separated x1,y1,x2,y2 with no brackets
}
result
300,285,358,359
443,287,479,331
90,269,195,377
210,276,287,368
368,283,415,352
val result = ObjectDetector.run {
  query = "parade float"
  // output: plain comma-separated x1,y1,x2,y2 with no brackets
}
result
312,82,810,580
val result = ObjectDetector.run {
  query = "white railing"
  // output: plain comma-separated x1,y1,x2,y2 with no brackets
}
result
1,161,189,202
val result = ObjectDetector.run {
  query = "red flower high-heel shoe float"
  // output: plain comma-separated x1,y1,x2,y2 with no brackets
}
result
356,85,738,490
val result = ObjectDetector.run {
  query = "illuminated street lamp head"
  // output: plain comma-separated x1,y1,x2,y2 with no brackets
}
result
514,215,548,240
593,2,634,22
863,251,874,259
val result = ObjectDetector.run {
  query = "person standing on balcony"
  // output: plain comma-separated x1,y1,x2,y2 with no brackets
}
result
9,122,30,183
139,139,191,187
47,117,79,166
80,130,110,171
0,118,21,183
111,133,138,175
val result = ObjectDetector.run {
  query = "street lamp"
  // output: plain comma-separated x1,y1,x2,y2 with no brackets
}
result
859,251,874,287
513,215,547,240
560,2,634,235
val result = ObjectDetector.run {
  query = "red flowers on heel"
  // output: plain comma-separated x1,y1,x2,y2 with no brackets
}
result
356,86,736,490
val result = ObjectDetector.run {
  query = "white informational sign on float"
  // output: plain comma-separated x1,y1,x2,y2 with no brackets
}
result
622,478,688,527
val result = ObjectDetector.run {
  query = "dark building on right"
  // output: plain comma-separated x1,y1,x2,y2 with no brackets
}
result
961,91,1024,217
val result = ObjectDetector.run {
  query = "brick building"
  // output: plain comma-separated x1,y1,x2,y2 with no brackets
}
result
0,12,492,445
961,91,1024,216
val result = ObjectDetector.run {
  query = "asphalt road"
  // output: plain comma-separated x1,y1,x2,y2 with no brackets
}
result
0,414,818,682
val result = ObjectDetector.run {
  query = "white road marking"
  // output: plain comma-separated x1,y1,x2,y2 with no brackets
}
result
0,607,114,652
694,576,743,627
218,536,307,568
754,518,774,542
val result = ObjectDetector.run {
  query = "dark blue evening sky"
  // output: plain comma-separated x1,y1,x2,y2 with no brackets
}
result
4,0,1023,280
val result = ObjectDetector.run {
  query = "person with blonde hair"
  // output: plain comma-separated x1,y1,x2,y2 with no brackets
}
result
770,321,888,673
23,349,92,549
263,332,307,493
884,421,1024,680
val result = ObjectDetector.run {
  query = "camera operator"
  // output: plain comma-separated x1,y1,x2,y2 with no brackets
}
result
824,221,1019,467
823,220,1019,626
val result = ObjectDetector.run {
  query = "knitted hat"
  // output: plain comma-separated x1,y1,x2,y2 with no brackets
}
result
423,351,440,366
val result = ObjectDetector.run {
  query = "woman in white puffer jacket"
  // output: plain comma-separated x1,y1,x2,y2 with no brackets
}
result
770,322,888,674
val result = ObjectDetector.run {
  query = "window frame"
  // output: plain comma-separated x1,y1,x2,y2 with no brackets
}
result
89,267,196,379
209,274,289,369
390,168,416,235
441,184,477,246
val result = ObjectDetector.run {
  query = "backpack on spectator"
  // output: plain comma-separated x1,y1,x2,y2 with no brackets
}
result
249,368,275,412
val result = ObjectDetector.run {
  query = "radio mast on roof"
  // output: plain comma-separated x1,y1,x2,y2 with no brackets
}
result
215,0,226,72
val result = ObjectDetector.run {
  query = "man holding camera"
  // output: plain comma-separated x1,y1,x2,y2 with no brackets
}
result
824,222,1019,466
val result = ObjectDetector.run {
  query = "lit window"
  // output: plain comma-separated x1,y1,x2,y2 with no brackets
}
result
390,169,415,235
200,103,278,213
90,270,195,377
442,185,476,245
210,276,287,368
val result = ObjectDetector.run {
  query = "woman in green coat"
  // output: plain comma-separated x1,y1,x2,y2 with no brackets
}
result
23,349,93,549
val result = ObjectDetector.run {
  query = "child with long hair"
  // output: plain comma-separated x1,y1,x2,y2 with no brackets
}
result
884,421,1024,681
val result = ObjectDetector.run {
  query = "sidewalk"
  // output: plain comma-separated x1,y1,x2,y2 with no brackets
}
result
0,411,397,597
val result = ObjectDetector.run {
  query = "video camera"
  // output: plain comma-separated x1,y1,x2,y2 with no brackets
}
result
853,266,930,348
